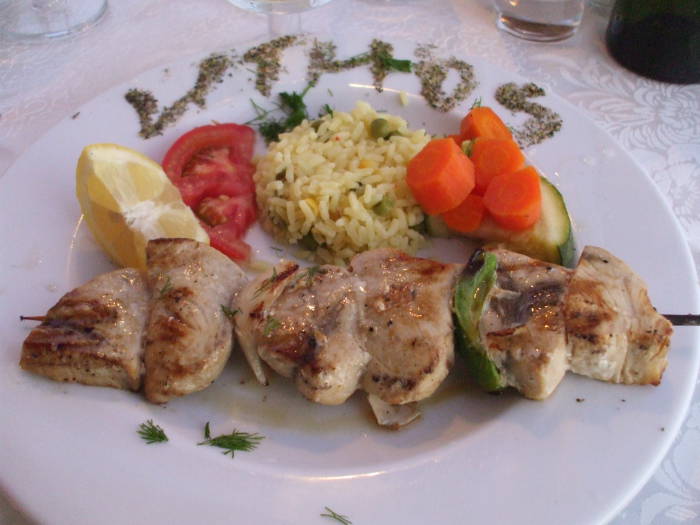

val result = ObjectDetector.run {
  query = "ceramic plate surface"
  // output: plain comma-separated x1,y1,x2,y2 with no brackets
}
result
1,37,698,525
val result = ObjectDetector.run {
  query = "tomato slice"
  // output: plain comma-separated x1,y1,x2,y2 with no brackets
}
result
163,124,255,183
205,223,252,262
162,123,257,262
175,163,255,207
196,194,257,235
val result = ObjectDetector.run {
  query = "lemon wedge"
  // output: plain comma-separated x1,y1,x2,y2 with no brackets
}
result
76,143,209,270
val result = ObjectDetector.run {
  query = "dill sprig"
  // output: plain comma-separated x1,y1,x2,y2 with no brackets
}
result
221,304,239,320
253,267,278,299
198,422,264,458
263,316,281,336
158,276,173,298
294,265,327,287
321,507,352,525
247,83,317,144
137,420,169,444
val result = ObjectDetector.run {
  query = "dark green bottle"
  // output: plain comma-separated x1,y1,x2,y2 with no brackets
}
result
606,0,700,84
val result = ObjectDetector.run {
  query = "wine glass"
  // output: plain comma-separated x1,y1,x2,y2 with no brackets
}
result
225,0,334,14
0,0,108,41
225,0,335,36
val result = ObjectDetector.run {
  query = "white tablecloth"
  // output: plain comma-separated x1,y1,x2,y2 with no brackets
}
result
1,1,698,523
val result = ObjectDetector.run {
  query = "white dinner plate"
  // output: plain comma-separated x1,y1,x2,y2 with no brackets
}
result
1,36,698,525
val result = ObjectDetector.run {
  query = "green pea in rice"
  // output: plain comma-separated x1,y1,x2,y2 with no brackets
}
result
254,101,431,265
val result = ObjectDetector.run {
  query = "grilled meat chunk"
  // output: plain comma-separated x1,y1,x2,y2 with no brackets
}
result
235,263,369,405
144,238,247,403
234,261,298,386
480,249,572,400
564,246,673,385
349,249,463,405
20,268,148,391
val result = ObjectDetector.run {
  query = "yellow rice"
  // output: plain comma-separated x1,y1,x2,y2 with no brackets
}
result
254,101,431,265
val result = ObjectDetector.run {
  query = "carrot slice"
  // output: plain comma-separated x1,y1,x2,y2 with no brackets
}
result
406,138,475,215
442,194,486,233
483,166,541,231
471,138,525,194
447,134,463,147
460,107,512,141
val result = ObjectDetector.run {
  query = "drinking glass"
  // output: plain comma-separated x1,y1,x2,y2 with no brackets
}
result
0,0,107,40
225,0,335,15
492,0,585,42
226,0,336,36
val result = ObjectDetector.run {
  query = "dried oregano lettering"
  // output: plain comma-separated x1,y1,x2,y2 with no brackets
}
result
125,53,232,139
308,39,412,92
414,44,477,112
243,35,299,97
495,82,563,147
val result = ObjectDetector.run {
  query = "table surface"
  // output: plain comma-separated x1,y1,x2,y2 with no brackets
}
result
1,1,699,523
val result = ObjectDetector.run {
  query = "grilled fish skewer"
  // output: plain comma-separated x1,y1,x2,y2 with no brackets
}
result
20,239,247,403
20,241,677,415
455,246,674,400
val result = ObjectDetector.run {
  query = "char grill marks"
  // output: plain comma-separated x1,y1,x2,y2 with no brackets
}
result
237,248,464,407
19,241,675,411
477,246,673,399
20,268,148,391
564,246,672,385
144,238,247,403
350,248,464,405
235,263,369,405
479,249,572,400
20,239,247,403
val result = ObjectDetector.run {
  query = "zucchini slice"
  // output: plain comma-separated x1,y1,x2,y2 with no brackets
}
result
429,176,576,267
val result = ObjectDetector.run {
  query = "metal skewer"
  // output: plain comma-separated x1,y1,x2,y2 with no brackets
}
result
663,314,700,326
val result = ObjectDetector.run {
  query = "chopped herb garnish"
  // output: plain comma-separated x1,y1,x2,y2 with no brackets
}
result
470,96,482,109
263,316,281,336
248,83,316,143
304,265,328,285
259,120,287,143
320,103,334,117
137,420,168,444
159,276,173,298
321,507,352,525
221,305,239,319
245,98,275,125
198,423,264,457
377,49,412,73
254,267,278,298
270,245,284,253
